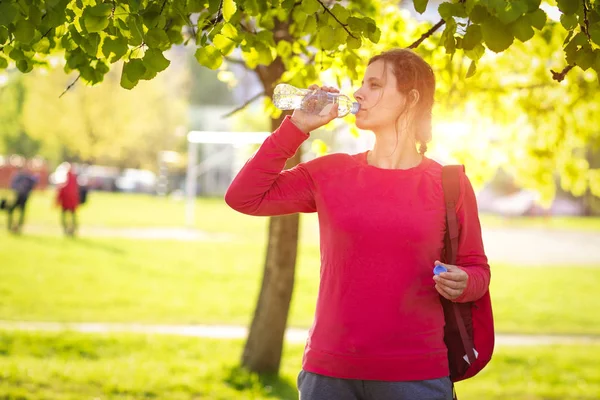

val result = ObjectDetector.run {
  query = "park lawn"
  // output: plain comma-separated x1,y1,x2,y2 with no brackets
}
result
3,189,600,236
0,232,599,335
1,190,317,242
0,331,599,400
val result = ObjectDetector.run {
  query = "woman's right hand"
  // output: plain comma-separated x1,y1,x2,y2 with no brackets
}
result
290,84,339,134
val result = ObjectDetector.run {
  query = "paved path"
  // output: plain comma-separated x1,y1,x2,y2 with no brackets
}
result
482,227,600,265
1,321,599,346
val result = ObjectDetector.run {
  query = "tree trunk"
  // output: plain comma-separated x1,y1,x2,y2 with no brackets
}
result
242,52,301,374
241,161,301,373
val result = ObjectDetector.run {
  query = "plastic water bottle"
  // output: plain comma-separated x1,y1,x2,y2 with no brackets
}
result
272,83,360,118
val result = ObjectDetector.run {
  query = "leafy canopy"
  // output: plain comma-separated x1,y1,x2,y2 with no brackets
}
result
1,0,599,90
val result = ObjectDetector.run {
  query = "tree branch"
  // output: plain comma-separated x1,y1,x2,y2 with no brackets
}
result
315,0,358,40
407,19,445,49
160,0,168,15
551,65,575,82
59,74,81,98
582,0,591,40
224,56,247,65
222,91,265,118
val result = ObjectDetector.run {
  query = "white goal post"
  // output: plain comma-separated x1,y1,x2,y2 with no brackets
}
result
185,131,270,226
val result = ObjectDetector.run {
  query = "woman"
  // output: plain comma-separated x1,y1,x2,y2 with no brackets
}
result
225,49,490,400
56,166,80,236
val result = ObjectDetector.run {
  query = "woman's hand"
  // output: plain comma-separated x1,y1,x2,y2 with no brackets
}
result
433,261,469,301
290,84,339,134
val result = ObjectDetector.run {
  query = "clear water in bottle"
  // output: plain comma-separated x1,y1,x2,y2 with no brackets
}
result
273,83,360,117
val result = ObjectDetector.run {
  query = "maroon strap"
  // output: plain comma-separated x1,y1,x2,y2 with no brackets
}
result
442,165,476,366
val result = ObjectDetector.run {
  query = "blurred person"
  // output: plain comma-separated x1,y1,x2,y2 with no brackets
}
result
7,165,38,233
225,49,490,400
56,165,80,236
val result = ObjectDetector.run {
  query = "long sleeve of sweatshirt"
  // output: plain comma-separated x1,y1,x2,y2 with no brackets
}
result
224,116,316,216
453,171,491,303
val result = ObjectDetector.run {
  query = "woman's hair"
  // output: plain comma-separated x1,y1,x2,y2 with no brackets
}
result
368,49,435,155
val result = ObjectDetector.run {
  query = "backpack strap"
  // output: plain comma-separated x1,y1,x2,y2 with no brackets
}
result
441,165,477,367
441,165,462,264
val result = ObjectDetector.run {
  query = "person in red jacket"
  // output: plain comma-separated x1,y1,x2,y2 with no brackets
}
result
56,165,80,236
225,49,490,400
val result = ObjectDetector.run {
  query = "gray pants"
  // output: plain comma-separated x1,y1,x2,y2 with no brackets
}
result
298,370,453,400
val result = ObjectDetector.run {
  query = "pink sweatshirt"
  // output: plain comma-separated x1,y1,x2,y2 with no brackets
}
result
225,116,490,381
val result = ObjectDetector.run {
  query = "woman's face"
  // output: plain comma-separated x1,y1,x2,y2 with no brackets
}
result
353,59,408,132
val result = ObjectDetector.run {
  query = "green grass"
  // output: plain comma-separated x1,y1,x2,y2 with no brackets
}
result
0,331,598,400
0,231,599,334
2,190,599,237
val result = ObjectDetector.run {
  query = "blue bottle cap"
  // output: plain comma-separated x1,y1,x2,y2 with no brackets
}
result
433,265,447,275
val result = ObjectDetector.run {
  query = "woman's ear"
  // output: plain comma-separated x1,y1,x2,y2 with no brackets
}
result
409,90,420,107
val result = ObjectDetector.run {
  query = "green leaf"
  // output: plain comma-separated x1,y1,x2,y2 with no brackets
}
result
81,33,100,57
9,48,25,61
365,19,381,43
469,5,490,24
319,25,336,50
128,16,144,46
145,28,170,50
438,2,454,20
589,23,600,46
195,46,223,69
255,30,275,47
347,36,361,50
167,29,184,45
32,37,51,53
0,26,9,45
29,5,43,26
527,9,547,30
222,23,239,39
575,48,595,70
497,0,528,24
213,34,236,55
560,13,578,31
523,0,541,13
565,32,588,64
0,3,18,26
462,24,482,50
557,0,579,15
187,0,205,13
120,67,138,89
223,0,237,22
511,16,535,42
255,42,274,65
16,58,32,73
143,48,170,72
0,55,8,69
276,40,292,57
414,0,428,14
301,0,320,14
89,3,113,17
482,17,514,53
15,20,36,43
102,36,128,62
304,16,318,34
331,4,349,24
466,60,477,78
83,5,111,33
123,58,146,81
465,43,485,61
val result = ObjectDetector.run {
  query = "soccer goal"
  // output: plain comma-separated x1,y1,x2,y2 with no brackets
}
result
185,130,270,226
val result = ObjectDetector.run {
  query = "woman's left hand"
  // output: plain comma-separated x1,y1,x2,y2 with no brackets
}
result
433,261,468,300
